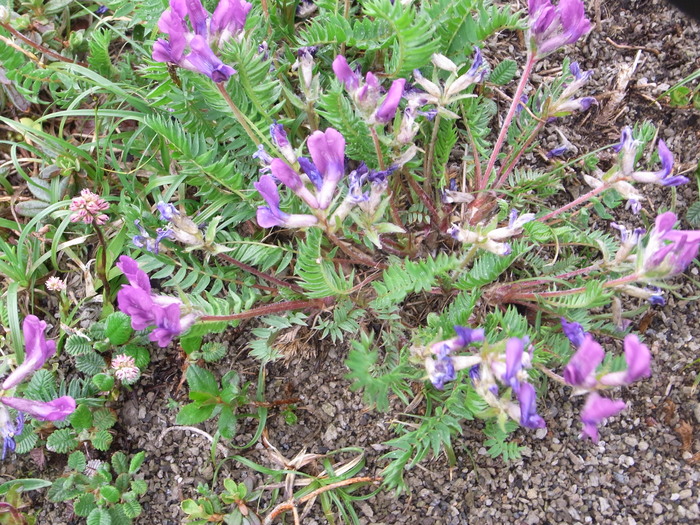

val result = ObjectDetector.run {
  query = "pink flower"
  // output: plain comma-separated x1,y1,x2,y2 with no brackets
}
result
580,393,626,443
69,189,109,225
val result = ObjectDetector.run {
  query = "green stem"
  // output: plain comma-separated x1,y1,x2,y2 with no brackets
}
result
93,224,111,301
215,82,264,147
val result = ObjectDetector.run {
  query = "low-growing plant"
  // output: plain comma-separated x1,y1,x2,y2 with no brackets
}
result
47,450,147,524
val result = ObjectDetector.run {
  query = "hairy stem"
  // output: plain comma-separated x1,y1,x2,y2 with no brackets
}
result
480,53,537,190
538,183,609,223
216,252,304,294
215,83,264,147
369,126,386,170
200,298,330,322
423,112,442,194
93,224,111,301
0,20,88,67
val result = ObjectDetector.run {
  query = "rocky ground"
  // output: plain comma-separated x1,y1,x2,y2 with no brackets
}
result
3,0,700,523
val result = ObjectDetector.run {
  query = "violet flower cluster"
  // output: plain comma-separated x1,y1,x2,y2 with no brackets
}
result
448,209,536,256
561,319,651,442
133,202,207,254
255,126,347,228
153,0,252,82
585,127,685,214
1,316,77,459
526,0,592,58
420,327,546,430
116,256,200,347
548,62,597,117
332,55,405,125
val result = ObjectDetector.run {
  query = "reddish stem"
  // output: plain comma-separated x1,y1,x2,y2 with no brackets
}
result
216,253,304,294
200,298,330,322
538,183,608,223
480,53,537,190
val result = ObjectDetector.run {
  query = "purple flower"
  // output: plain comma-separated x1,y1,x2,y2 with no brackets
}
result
210,0,252,43
427,348,457,390
599,335,651,386
153,0,247,82
149,304,183,347
116,255,151,293
308,128,347,209
547,146,569,158
642,212,700,278
0,408,22,460
518,382,546,429
332,55,360,91
630,140,688,187
270,159,320,209
454,326,485,346
254,175,318,228
502,337,527,392
580,393,626,443
374,78,406,123
527,0,592,57
560,318,587,347
297,157,324,190
563,334,604,387
116,256,199,343
270,123,296,164
2,316,57,391
157,202,179,221
1,396,76,422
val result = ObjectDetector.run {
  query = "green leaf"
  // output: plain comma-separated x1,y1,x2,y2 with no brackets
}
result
687,201,700,227
186,364,219,396
100,485,121,504
201,342,227,362
75,353,107,376
93,408,118,430
91,429,114,451
107,505,132,525
69,404,93,431
68,451,87,472
74,493,98,516
176,403,216,425
112,451,128,474
217,405,238,440
65,334,93,356
489,59,518,85
46,428,78,454
93,373,115,391
0,478,52,496
114,473,130,493
122,345,150,369
87,507,112,525
180,335,202,354
130,479,147,496
129,451,146,474
122,499,142,519
105,312,134,345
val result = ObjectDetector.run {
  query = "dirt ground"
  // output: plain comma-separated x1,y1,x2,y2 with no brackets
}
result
3,0,700,523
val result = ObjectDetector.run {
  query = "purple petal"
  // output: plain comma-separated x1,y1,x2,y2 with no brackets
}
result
1,396,76,422
185,0,208,36
503,337,525,392
117,286,156,330
580,393,626,443
256,206,289,228
622,334,651,383
211,0,252,36
270,159,304,191
332,55,360,91
518,382,546,429
656,140,674,178
560,317,587,347
375,78,406,123
116,255,151,293
297,157,323,190
454,326,485,346
182,36,236,82
563,334,604,387
254,174,281,208
308,128,346,209
2,316,57,390
149,303,183,347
